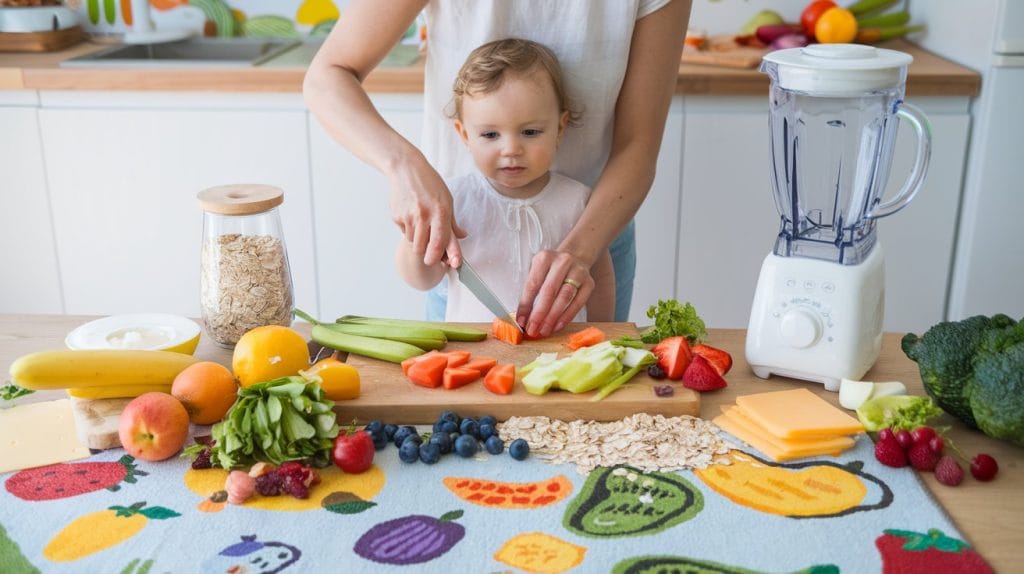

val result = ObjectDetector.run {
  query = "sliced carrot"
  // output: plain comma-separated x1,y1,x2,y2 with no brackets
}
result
440,350,471,368
406,353,448,388
483,363,515,395
464,357,497,377
491,318,524,346
401,350,440,376
442,366,481,390
565,326,607,350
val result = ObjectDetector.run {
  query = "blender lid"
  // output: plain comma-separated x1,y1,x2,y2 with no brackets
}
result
762,44,913,94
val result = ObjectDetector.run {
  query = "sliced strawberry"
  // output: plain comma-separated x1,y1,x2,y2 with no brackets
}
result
682,355,727,391
406,353,448,388
692,343,733,376
491,318,524,346
651,336,692,380
464,357,497,377
483,363,515,395
442,366,481,390
565,326,606,350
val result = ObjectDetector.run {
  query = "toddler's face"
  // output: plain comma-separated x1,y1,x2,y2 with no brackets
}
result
455,68,568,198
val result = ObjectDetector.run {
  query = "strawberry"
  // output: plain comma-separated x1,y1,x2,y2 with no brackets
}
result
875,529,994,574
908,441,940,472
651,336,692,380
681,355,727,391
874,437,908,468
691,344,733,375
4,455,146,501
934,455,964,487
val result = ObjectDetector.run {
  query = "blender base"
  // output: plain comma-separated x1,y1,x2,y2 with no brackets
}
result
745,246,885,391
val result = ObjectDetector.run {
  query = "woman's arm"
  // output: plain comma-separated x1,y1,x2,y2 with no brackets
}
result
586,250,616,322
303,0,464,268
517,0,691,336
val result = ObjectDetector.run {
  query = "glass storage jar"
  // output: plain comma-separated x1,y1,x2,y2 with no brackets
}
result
198,184,295,347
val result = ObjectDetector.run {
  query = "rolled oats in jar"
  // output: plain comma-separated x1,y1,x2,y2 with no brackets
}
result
198,184,294,347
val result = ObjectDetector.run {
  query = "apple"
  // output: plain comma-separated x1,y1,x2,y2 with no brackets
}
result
118,392,190,461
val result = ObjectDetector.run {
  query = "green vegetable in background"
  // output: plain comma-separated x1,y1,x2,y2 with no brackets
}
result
640,299,707,345
856,395,944,432
903,314,1024,445
199,376,339,469
1,382,34,401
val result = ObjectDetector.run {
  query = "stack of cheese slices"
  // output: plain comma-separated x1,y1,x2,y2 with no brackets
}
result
713,388,865,462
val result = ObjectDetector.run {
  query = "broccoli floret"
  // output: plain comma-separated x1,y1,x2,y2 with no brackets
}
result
901,314,1015,428
969,341,1024,446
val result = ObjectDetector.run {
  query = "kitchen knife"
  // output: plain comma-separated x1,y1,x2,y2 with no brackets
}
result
457,259,524,333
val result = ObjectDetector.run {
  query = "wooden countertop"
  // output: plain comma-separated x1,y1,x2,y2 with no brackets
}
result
0,39,979,97
1,313,1019,570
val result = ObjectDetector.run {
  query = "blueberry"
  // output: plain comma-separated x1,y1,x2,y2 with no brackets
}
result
448,431,461,446
484,435,504,455
372,432,389,450
393,425,417,447
398,439,419,463
460,418,480,438
509,438,530,461
439,410,460,424
401,434,423,448
479,415,497,428
454,434,478,458
479,423,496,440
383,424,399,441
419,442,441,464
429,432,453,455
438,420,459,434
365,420,384,435
432,419,446,433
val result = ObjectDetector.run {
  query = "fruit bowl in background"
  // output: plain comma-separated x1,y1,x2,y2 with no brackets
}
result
65,313,202,354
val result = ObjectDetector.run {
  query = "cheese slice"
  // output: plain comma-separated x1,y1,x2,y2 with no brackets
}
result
721,405,856,453
734,388,864,439
713,413,850,462
0,399,91,473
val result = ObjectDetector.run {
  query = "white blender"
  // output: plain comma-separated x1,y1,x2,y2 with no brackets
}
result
746,44,932,391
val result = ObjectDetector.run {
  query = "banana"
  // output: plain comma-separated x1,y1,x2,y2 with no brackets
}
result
10,350,198,390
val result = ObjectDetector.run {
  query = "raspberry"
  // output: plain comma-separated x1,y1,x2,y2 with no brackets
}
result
908,442,940,472
934,456,964,487
970,454,999,481
874,437,907,468
191,448,212,470
254,473,283,496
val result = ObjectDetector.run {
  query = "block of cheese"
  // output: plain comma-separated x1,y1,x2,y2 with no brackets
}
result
0,399,92,473
720,405,856,455
734,388,864,439
713,412,851,462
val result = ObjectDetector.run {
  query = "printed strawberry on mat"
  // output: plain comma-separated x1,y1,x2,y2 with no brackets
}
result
651,336,692,380
875,528,993,574
5,455,147,501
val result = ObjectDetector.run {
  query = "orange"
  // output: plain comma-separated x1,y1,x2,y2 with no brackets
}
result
171,361,238,425
231,325,310,388
300,356,360,400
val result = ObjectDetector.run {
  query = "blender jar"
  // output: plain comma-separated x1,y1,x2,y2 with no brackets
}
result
761,44,932,265
198,184,295,347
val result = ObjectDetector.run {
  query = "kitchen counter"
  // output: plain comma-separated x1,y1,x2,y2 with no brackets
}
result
0,39,979,96
1,314,1019,570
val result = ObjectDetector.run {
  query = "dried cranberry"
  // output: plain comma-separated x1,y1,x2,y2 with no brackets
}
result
282,474,310,499
254,473,283,496
647,364,667,379
190,449,212,470
653,385,675,397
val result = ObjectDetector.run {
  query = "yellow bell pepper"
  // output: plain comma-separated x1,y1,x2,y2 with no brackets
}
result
300,357,361,400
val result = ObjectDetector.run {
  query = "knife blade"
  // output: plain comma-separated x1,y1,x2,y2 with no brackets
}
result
457,258,524,332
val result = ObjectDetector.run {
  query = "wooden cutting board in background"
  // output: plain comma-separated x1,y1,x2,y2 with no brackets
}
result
342,323,700,424
681,35,768,69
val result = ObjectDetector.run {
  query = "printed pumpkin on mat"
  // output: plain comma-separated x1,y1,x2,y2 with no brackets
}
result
693,450,893,517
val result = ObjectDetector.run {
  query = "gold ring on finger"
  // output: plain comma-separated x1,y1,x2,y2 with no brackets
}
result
563,277,581,289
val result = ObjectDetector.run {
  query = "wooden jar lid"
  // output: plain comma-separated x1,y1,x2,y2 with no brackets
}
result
197,184,284,215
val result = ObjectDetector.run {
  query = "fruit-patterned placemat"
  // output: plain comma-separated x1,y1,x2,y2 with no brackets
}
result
0,430,993,573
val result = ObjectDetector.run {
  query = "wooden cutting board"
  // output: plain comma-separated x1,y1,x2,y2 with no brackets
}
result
681,36,768,69
340,322,700,424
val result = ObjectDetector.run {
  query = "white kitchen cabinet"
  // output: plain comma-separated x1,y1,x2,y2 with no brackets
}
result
36,92,316,318
0,92,64,314
678,96,971,334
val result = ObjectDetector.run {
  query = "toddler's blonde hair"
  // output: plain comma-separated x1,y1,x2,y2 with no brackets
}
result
451,38,581,126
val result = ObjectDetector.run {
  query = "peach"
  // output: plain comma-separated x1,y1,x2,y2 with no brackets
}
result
118,392,190,461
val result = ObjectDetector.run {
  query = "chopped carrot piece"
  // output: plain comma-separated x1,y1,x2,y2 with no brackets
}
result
401,350,439,376
439,350,471,368
442,366,481,390
491,318,524,346
406,353,448,388
464,357,497,377
483,363,515,395
565,326,607,350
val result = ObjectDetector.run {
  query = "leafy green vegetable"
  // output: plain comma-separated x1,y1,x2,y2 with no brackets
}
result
205,376,339,469
855,395,944,432
640,299,707,345
1,381,34,401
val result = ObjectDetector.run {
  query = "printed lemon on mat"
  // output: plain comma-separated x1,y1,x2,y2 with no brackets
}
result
232,325,310,388
494,532,586,574
43,502,180,562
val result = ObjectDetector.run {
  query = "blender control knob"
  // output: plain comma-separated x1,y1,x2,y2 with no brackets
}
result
779,308,822,348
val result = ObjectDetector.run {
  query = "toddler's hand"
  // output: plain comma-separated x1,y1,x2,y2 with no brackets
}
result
517,250,594,338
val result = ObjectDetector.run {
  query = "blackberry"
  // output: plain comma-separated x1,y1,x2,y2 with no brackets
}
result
254,473,284,496
190,448,213,470
484,435,504,455
509,438,530,461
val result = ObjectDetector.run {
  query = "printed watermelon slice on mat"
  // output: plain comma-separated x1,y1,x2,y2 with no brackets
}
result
5,455,147,501
876,528,993,574
443,475,572,509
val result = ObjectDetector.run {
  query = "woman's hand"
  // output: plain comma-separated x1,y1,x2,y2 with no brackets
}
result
387,157,466,268
516,250,594,338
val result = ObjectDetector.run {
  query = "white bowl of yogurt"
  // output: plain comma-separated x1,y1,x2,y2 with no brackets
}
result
65,313,202,355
